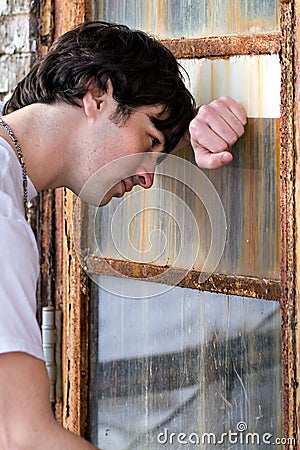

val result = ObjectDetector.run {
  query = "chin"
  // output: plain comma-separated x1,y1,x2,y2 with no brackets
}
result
77,182,123,207
99,185,123,206
77,190,113,207
99,195,113,207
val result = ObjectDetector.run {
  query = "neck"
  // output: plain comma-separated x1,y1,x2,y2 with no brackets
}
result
0,103,79,192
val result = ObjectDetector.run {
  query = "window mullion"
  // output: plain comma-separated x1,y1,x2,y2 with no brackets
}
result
86,256,281,301
161,32,280,59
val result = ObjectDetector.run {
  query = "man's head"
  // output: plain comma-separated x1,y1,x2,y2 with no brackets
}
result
4,21,196,205
4,21,195,154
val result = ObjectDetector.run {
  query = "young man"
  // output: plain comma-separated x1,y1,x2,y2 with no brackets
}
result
0,21,246,449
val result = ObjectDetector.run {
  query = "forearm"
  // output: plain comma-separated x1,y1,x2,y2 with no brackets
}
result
3,419,99,450
31,420,99,450
0,352,100,450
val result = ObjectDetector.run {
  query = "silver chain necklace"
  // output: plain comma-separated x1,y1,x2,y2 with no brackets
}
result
0,118,28,221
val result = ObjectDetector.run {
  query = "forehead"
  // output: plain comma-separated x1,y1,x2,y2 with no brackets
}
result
138,104,168,119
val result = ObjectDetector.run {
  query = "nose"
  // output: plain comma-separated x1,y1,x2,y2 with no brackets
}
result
133,153,158,189
135,171,154,189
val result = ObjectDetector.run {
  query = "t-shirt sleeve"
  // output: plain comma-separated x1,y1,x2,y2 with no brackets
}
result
0,214,45,361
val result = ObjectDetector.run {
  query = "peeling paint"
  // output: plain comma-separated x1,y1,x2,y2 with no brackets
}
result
279,0,298,447
162,33,280,58
86,256,281,301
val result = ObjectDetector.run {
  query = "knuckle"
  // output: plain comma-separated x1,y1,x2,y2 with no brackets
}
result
189,118,197,132
212,98,224,108
218,95,232,106
198,104,212,118
216,141,229,153
227,134,238,146
219,95,231,102
189,116,206,136
236,124,246,136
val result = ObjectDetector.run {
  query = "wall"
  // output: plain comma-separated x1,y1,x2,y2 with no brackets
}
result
0,0,38,102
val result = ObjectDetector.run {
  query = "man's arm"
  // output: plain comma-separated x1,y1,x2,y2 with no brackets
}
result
0,352,99,450
185,96,247,169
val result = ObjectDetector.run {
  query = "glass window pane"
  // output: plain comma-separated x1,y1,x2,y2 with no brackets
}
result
181,56,281,119
81,55,280,279
94,0,280,38
88,276,282,449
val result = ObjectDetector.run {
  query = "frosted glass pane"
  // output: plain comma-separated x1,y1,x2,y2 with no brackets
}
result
80,54,280,279
89,276,282,449
84,119,279,279
94,0,280,38
180,55,281,119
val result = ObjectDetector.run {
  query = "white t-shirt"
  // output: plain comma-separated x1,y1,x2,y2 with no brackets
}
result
0,135,45,360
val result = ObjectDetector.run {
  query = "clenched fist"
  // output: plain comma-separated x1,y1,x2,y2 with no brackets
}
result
189,96,247,169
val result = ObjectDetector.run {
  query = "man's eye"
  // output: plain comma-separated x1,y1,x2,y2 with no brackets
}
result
151,136,160,147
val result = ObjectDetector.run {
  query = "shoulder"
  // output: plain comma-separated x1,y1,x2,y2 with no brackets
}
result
0,137,27,218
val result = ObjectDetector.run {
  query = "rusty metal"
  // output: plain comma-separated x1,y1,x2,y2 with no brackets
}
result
33,26,91,425
54,194,91,435
54,0,91,38
279,1,298,447
295,0,300,444
86,256,281,301
39,0,55,55
36,190,56,322
161,33,280,59
47,0,92,439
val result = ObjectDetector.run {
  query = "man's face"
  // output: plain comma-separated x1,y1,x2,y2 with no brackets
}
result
76,95,168,206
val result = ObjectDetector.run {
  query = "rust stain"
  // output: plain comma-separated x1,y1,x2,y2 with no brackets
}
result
54,0,90,38
161,33,280,59
39,0,55,56
48,0,92,439
86,256,281,301
36,190,55,322
293,0,300,445
280,1,298,447
57,187,90,438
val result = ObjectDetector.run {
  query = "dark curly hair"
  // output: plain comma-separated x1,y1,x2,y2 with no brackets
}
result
4,21,196,153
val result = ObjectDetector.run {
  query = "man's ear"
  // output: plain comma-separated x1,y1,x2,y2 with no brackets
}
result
82,90,103,119
82,78,114,119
